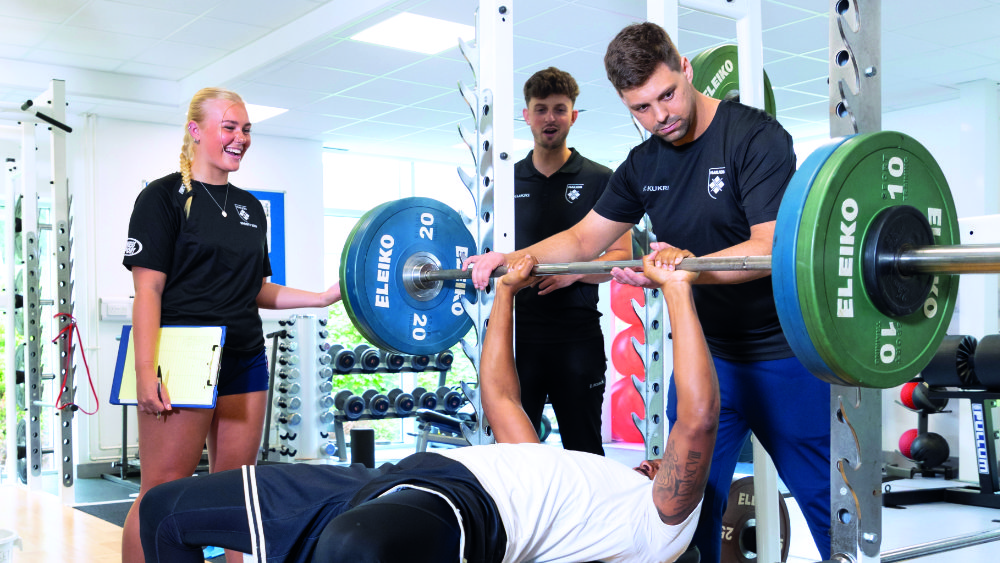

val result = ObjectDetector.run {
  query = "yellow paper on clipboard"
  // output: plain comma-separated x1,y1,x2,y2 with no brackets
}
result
111,325,226,408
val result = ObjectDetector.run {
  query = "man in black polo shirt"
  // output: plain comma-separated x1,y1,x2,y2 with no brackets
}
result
513,67,632,455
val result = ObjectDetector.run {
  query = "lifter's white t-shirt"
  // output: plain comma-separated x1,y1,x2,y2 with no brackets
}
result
439,443,701,563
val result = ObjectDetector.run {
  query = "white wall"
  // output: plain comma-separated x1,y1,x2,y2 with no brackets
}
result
0,138,19,163
79,116,326,464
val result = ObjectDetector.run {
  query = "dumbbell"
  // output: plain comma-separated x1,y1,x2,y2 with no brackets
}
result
409,354,431,371
434,350,454,370
277,368,300,380
278,341,298,352
355,344,381,371
277,412,302,427
275,396,302,411
317,352,333,367
387,388,415,415
900,381,948,414
322,441,339,457
277,382,301,395
317,343,334,370
329,345,356,373
363,389,390,417
317,393,335,409
411,387,438,410
334,390,366,420
381,350,406,371
899,429,950,468
436,386,463,414
279,317,297,339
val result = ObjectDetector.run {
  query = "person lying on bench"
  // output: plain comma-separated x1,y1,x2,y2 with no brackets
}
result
139,248,720,563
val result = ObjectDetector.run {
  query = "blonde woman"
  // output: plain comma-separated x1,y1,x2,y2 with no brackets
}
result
121,87,339,562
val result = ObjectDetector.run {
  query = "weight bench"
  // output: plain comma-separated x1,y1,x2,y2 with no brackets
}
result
414,408,470,451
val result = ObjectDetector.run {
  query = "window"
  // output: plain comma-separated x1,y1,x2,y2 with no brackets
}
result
322,150,478,446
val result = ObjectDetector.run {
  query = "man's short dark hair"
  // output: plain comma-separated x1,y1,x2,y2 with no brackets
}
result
523,67,580,106
604,22,683,94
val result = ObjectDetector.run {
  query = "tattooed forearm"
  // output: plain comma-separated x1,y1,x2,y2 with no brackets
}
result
652,440,708,524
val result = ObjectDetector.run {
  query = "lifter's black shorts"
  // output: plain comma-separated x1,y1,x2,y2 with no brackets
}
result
140,452,507,562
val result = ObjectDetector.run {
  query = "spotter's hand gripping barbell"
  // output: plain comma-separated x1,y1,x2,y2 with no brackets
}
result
339,131,998,389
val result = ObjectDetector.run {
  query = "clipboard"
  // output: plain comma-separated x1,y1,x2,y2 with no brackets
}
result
111,325,226,408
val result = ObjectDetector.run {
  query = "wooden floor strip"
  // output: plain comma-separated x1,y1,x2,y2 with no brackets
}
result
1,484,124,563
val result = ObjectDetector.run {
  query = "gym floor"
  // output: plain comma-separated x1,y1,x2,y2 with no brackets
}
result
3,437,999,563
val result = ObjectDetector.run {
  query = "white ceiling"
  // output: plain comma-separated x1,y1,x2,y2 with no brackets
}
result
1,0,1000,166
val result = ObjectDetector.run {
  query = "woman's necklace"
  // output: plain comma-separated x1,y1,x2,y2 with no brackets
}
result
197,180,229,217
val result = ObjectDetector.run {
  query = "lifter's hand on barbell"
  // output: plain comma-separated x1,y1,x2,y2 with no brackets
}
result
462,250,507,290
498,255,541,294
642,246,700,288
611,241,678,288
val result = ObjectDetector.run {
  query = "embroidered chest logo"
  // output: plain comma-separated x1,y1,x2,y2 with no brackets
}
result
124,238,142,257
707,167,726,199
234,205,258,228
565,184,583,203
235,204,251,222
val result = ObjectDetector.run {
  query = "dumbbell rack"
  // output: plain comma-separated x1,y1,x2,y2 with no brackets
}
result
326,384,464,463
267,314,329,462
265,313,459,463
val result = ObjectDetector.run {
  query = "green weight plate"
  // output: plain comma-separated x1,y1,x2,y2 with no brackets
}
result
690,44,776,118
339,197,477,355
795,131,959,388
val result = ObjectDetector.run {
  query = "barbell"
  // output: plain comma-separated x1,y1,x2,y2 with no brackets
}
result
338,130,999,389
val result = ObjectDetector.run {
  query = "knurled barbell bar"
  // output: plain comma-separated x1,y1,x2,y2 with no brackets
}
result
339,131,993,389
409,244,1000,283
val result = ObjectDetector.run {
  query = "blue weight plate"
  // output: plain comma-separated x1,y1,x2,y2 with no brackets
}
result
340,197,477,355
772,136,852,385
